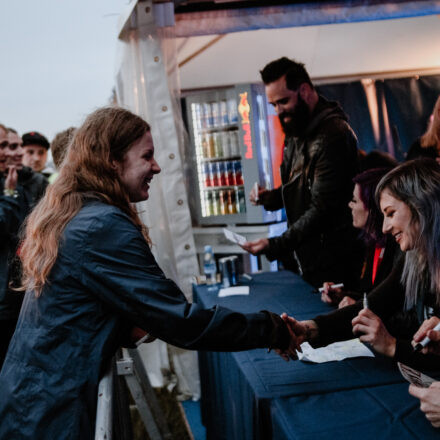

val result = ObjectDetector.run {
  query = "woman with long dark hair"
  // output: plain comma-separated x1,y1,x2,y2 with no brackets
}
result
0,107,295,439
283,158,440,370
321,167,400,308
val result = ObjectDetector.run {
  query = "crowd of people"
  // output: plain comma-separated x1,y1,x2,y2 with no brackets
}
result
0,58,440,437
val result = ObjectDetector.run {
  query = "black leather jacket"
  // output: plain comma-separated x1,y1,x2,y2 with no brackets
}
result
261,96,362,287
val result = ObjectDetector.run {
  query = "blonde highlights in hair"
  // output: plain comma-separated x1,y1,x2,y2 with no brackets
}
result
20,107,151,295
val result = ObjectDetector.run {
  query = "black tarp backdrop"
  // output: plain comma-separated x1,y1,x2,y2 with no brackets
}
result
317,74,440,162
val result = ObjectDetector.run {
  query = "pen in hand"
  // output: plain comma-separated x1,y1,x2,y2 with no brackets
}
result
414,322,440,352
313,283,344,293
363,292,369,310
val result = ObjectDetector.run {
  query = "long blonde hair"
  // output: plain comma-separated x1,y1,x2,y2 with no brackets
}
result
20,107,151,296
420,95,440,148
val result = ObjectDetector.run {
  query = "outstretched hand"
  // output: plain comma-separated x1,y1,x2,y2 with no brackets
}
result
249,184,269,206
274,313,309,361
5,165,17,191
241,238,269,255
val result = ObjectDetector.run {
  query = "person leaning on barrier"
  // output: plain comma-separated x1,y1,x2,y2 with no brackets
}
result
279,159,440,371
0,107,298,440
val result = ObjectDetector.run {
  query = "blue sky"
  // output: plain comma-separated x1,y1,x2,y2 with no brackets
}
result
0,1,129,140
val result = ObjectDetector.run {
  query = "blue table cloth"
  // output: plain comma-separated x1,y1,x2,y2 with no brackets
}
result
193,271,437,439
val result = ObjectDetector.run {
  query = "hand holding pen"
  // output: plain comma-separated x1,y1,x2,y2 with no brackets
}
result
351,293,397,357
413,316,440,354
319,282,344,306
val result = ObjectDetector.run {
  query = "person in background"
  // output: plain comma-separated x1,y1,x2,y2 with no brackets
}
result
406,95,440,162
0,128,47,368
282,159,440,371
0,107,297,439
6,128,48,208
48,126,76,183
242,57,362,288
22,130,52,177
321,167,401,308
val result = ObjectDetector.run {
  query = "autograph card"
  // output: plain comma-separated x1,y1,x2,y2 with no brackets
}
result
223,228,247,246
398,362,436,388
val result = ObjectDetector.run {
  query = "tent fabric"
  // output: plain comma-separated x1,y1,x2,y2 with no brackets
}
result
173,0,440,37
115,2,200,397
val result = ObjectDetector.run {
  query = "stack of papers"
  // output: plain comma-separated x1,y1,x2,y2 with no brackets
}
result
218,286,250,298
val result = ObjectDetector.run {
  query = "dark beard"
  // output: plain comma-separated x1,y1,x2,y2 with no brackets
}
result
279,96,311,138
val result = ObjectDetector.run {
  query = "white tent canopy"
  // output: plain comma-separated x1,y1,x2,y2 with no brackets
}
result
177,14,440,90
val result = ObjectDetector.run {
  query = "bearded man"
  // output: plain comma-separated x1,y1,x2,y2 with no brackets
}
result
243,57,362,288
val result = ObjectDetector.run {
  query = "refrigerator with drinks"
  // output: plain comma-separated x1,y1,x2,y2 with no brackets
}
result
184,83,280,225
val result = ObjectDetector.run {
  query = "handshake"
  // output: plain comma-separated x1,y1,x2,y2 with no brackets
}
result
275,314,317,362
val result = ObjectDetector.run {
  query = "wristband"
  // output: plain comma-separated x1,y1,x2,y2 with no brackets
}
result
3,188,18,198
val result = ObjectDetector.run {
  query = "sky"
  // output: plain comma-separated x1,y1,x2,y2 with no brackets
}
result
0,1,131,141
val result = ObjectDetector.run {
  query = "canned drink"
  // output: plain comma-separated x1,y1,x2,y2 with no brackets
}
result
233,161,243,185
211,101,221,127
237,188,246,213
201,102,212,128
216,161,227,186
219,256,239,287
204,191,213,216
220,100,228,126
227,189,237,214
203,162,212,187
221,131,231,158
219,190,228,215
225,161,234,186
227,98,238,124
192,103,202,131
213,132,223,158
202,102,213,128
201,134,209,158
212,190,220,215
210,162,219,186
229,130,240,157
207,133,215,158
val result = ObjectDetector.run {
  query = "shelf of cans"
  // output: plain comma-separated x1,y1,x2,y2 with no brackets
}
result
191,98,247,217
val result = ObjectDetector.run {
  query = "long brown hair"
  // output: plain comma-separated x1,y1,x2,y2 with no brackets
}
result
420,95,440,148
20,107,151,296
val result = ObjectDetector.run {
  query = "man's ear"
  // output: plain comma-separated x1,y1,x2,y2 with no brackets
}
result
298,83,311,101
110,159,121,173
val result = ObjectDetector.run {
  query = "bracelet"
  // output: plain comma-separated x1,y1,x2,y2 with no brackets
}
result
3,188,18,198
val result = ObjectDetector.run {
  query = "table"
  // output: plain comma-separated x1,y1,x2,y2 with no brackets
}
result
193,271,439,439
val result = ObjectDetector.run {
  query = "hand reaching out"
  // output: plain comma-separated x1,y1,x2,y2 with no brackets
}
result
241,238,269,255
249,184,269,206
5,165,17,191
320,281,344,305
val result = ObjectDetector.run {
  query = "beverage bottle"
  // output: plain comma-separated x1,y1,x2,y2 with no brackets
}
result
203,245,217,285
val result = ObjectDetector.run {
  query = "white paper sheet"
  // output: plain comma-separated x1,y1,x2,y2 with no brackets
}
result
223,228,247,246
298,339,374,363
218,286,250,297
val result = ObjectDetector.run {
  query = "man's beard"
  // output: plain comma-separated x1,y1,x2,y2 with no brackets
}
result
279,96,311,138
